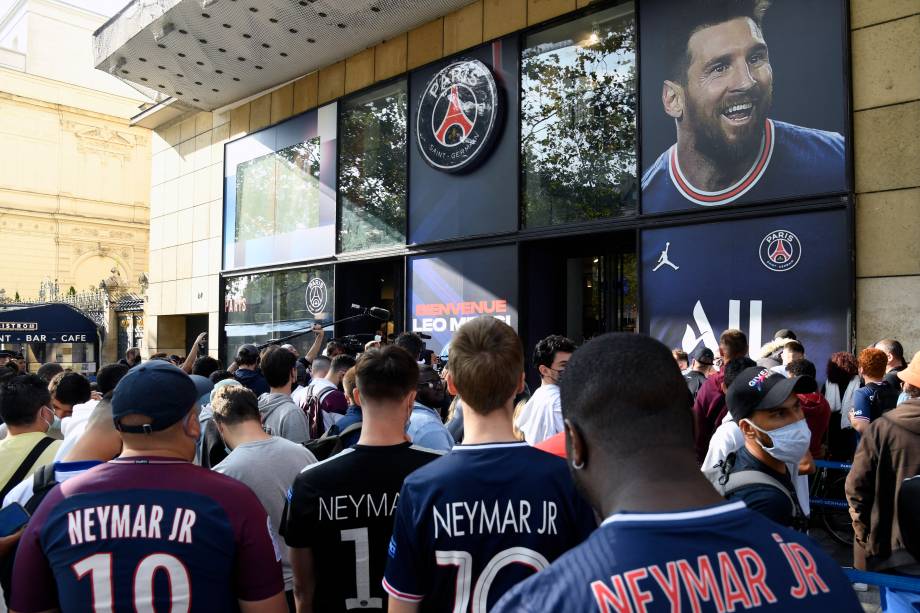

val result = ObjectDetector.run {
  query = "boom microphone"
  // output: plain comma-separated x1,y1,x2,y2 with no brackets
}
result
350,304,390,320
368,307,390,320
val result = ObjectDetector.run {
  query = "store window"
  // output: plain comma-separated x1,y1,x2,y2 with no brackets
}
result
521,3,638,228
339,81,408,252
235,140,320,244
223,265,334,358
223,105,337,269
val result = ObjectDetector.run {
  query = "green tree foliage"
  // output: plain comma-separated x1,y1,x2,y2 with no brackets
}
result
338,83,408,252
522,13,638,227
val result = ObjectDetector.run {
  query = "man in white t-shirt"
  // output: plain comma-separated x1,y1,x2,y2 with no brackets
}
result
515,335,576,444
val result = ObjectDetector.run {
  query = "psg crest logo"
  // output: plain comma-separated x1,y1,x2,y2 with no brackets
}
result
416,59,501,173
759,230,802,272
305,278,328,314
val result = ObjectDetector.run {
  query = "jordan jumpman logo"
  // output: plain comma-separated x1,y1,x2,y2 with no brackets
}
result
653,242,679,271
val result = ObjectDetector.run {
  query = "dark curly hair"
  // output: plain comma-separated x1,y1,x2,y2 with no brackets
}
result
826,351,858,388
533,335,577,370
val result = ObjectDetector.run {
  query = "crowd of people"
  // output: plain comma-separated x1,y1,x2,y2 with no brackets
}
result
0,318,915,611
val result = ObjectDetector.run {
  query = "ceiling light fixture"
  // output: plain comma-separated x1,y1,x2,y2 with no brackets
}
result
152,22,175,41
108,57,126,75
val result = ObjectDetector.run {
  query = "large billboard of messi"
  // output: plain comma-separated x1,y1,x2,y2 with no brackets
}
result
641,208,850,381
639,0,849,214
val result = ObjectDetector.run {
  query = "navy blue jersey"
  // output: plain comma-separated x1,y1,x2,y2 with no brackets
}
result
494,501,861,612
641,119,845,214
11,458,283,612
383,442,595,611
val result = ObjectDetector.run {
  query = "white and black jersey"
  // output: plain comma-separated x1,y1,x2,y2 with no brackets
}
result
281,442,442,612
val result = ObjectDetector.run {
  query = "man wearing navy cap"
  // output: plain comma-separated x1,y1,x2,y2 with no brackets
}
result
709,366,816,529
11,361,287,613
684,345,715,399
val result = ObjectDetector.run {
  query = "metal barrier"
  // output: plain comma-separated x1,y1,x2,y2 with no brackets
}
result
815,459,853,471
845,569,920,593
815,462,920,596
811,459,852,509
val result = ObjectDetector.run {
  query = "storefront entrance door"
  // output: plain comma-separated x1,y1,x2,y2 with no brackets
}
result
521,232,637,383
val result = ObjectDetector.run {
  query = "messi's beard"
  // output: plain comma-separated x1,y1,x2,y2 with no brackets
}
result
684,87,773,166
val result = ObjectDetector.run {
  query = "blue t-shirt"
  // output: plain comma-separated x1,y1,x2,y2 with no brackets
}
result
329,405,363,448
852,381,897,424
725,447,800,528
382,441,595,611
407,403,454,452
234,368,270,397
641,119,845,214
494,501,861,612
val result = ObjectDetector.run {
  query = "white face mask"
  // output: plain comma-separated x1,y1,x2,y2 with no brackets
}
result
40,406,58,433
742,418,811,465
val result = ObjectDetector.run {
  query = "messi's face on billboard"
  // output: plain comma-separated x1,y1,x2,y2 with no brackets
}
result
675,17,774,162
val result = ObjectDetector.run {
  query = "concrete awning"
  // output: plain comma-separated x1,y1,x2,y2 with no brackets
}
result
94,0,474,112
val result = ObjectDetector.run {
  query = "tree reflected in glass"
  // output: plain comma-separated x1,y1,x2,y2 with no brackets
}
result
339,81,407,252
522,4,638,228
235,138,321,242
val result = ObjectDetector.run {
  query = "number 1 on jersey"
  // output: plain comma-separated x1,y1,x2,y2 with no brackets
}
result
341,527,383,610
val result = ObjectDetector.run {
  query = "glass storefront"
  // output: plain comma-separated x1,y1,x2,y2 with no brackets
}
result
223,265,334,358
338,81,408,253
235,139,321,244
223,104,338,270
217,0,852,366
521,2,638,227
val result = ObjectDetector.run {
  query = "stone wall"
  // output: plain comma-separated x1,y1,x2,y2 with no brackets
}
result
851,1,920,354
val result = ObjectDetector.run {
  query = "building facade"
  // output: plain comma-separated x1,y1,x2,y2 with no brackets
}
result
95,0,920,368
0,0,153,369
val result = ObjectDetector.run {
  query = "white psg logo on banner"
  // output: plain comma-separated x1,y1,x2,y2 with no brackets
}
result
759,230,802,272
305,278,328,315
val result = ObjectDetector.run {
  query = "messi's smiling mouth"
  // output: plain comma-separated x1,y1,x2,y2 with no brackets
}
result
722,102,754,123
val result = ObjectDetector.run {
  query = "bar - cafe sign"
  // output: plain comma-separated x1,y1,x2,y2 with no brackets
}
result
0,322,87,343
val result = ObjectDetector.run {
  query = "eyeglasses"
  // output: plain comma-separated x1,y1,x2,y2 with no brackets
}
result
419,381,445,389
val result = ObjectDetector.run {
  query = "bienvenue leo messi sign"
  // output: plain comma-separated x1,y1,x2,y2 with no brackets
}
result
641,208,850,377
409,245,518,354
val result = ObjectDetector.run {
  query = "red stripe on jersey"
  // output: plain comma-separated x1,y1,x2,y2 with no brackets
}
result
382,577,424,602
670,119,774,204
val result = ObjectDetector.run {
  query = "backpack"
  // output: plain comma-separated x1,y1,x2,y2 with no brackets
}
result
301,383,337,439
684,370,707,399
303,422,363,461
703,452,808,531
0,463,59,605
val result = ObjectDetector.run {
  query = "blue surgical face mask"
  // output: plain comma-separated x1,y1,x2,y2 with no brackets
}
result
743,418,811,465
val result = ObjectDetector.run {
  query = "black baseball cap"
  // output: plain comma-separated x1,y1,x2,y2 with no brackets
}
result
691,346,715,365
236,343,260,362
112,361,198,433
727,367,816,422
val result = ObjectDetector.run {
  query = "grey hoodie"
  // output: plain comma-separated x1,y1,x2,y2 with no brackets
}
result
258,392,311,444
